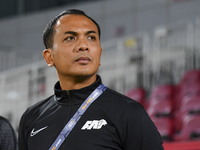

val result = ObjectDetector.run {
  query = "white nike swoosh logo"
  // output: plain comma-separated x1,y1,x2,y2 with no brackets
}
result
30,126,48,137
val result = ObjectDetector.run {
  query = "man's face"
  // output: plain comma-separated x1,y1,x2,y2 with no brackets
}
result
49,14,102,79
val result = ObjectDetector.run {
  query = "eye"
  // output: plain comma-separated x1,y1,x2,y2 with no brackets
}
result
88,36,96,40
64,36,75,41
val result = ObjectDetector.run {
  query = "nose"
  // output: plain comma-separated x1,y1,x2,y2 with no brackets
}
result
79,47,88,51
76,38,89,52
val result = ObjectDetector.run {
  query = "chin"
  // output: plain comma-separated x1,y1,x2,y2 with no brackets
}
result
72,70,97,78
76,72,95,77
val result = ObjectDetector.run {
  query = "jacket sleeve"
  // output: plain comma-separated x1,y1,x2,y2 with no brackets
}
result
120,102,164,150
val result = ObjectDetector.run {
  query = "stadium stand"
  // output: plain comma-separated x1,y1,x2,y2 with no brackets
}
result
127,69,200,146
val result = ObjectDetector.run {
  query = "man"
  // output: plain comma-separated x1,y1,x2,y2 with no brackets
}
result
18,9,164,150
0,116,17,150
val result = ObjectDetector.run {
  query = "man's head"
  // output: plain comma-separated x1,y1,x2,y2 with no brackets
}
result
43,9,101,49
42,9,102,86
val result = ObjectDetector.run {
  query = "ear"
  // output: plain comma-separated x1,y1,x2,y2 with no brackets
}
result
43,49,54,67
99,48,103,66
100,47,103,57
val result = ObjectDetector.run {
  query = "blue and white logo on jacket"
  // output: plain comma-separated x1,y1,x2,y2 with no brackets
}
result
81,119,107,130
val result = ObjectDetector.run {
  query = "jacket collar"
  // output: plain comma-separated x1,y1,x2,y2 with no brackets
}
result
54,75,102,104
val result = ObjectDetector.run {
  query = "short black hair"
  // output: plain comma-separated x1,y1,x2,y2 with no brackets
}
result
42,9,101,49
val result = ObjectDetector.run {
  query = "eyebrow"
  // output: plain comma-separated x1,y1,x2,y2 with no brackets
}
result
64,31,77,36
64,30,97,36
87,30,97,35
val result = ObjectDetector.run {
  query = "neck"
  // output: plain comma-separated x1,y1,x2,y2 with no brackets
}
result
58,75,97,91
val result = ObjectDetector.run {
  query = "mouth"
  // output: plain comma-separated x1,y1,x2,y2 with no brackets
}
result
75,56,91,64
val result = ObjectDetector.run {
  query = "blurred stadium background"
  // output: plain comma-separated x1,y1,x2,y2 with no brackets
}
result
0,0,200,149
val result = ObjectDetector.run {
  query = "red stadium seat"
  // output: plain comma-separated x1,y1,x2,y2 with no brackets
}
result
178,70,200,96
174,96,200,132
174,115,200,141
125,88,145,105
150,85,175,101
147,85,175,117
151,117,174,141
175,82,200,111
180,70,200,87
178,84,200,100
147,99,173,118
181,96,200,115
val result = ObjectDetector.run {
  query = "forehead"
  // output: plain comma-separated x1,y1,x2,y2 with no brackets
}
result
54,14,98,33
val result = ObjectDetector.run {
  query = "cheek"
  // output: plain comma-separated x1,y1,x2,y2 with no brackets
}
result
54,51,71,65
93,55,101,68
96,51,102,62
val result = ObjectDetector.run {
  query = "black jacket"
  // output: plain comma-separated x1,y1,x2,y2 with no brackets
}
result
0,116,18,150
18,75,164,150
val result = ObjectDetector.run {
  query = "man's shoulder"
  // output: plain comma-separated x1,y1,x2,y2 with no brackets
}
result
0,116,10,127
96,87,147,124
0,116,15,134
23,95,54,118
101,87,143,110
104,88,138,103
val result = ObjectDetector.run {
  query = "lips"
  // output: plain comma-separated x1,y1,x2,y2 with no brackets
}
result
75,56,91,64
